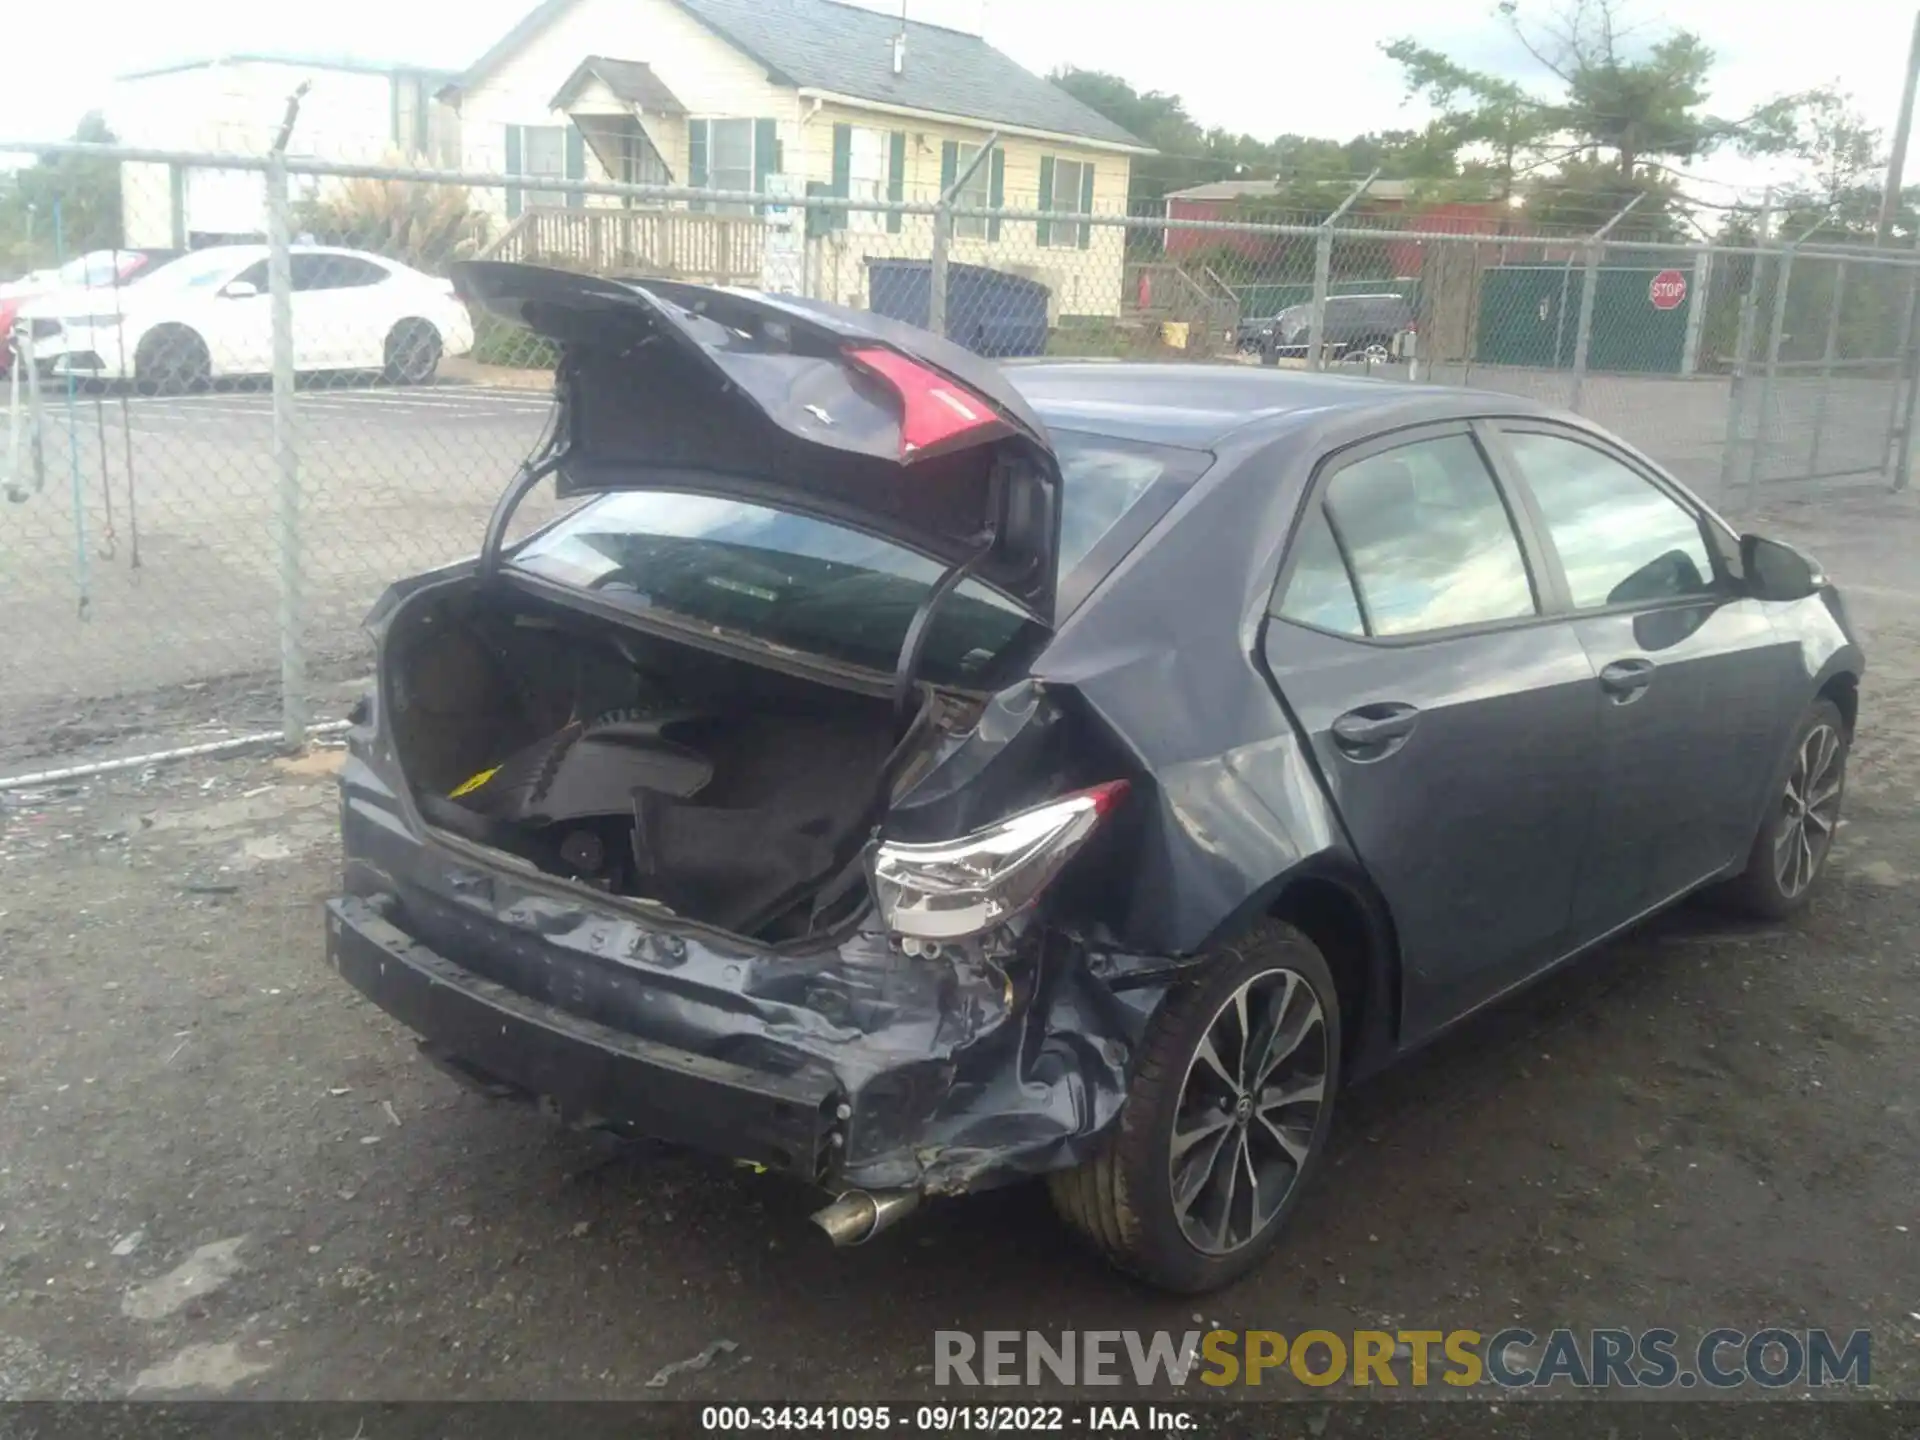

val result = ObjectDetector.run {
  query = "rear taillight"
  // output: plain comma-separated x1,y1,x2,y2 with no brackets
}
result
870,782,1129,942
843,346,1005,460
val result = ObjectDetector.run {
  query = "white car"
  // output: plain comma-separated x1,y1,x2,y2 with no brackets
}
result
15,244,475,390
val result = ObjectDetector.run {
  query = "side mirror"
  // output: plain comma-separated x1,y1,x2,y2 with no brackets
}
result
1741,533,1823,602
223,280,259,299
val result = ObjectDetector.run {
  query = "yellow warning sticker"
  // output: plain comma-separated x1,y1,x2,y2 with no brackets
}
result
448,765,501,799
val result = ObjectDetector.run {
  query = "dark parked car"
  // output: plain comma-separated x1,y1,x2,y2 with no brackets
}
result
1261,292,1414,363
326,263,1862,1293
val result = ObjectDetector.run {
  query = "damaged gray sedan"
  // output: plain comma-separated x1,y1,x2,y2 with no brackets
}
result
327,262,1862,1292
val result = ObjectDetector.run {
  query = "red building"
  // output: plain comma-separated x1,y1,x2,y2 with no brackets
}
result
1162,179,1512,276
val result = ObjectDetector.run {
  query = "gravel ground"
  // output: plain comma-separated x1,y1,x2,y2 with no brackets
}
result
0,492,1916,1415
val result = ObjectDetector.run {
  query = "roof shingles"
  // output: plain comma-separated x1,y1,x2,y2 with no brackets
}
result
452,0,1145,149
674,0,1143,147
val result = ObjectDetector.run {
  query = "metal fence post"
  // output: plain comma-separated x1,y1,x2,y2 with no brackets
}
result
1719,192,1772,504
1896,277,1920,491
1569,241,1601,414
1307,230,1333,372
1570,194,1646,415
930,132,998,345
267,90,307,748
1746,244,1796,505
928,199,951,341
1308,170,1377,372
1680,247,1711,377
1808,260,1846,478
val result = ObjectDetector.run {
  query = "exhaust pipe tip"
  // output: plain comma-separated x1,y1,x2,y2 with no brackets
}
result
810,1188,921,1247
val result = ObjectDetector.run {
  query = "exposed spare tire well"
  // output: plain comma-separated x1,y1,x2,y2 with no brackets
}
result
382,578,974,942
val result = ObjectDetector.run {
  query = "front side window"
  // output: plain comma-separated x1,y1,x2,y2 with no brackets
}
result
1503,431,1716,609
1285,433,1536,638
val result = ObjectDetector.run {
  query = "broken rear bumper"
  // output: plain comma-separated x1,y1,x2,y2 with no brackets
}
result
326,897,840,1177
328,755,1169,1194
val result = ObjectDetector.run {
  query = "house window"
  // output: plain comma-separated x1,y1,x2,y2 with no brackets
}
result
520,125,567,208
1044,156,1091,247
709,118,755,202
952,142,991,239
848,127,888,231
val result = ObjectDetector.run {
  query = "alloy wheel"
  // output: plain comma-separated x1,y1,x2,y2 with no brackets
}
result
1775,722,1843,898
1168,967,1328,1255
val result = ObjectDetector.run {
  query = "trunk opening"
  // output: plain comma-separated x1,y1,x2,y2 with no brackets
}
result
383,579,966,942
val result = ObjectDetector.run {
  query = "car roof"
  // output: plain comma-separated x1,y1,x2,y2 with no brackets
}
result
1004,361,1551,449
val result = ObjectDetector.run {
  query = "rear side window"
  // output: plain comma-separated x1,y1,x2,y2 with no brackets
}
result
1274,508,1363,635
292,254,390,291
1502,430,1716,609
1276,433,1537,638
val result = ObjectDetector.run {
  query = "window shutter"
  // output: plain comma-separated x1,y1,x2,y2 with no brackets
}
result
1077,160,1095,249
505,124,523,219
939,140,957,196
987,148,1005,241
830,122,852,231
1036,155,1055,247
688,118,709,187
886,130,905,234
754,118,778,192
564,124,585,209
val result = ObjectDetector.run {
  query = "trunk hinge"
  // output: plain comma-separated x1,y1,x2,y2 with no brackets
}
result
890,537,991,722
479,356,573,581
888,458,1010,721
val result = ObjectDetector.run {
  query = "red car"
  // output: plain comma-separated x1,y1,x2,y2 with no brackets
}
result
1,248,181,373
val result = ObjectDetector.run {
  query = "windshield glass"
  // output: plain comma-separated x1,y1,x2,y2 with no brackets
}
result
54,252,140,288
510,429,1195,687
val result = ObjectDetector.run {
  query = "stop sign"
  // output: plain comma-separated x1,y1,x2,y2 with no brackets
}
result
1649,269,1688,310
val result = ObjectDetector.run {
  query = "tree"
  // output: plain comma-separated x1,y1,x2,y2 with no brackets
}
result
0,113,123,276
1384,0,1836,218
1053,69,1467,209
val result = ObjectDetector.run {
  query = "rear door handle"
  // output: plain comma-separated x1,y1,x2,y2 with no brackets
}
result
1331,703,1421,755
1598,658,1656,700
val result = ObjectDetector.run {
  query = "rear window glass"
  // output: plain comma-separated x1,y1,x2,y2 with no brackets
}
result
510,429,1196,686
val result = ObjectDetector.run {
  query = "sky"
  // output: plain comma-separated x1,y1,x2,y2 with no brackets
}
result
3,0,1915,199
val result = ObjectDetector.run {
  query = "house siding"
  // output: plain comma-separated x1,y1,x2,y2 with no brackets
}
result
799,103,1131,319
455,0,800,216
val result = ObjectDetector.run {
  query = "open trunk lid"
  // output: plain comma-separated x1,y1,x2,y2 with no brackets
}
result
454,261,1064,621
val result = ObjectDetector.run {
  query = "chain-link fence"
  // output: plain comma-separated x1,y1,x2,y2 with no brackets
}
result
5,138,1920,773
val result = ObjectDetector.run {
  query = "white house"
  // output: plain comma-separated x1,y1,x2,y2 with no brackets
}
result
111,54,460,247
437,0,1152,318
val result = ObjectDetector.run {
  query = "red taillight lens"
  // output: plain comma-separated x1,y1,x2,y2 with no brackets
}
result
870,781,1130,941
844,345,1004,460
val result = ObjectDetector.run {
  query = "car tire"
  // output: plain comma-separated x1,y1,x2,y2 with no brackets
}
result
1047,920,1340,1293
133,326,210,394
1718,698,1849,920
384,321,443,386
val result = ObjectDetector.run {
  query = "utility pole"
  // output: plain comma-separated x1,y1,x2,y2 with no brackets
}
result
1879,9,1920,244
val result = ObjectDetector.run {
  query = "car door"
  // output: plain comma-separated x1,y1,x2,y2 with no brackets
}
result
1486,423,1806,938
1261,423,1601,1040
291,253,395,371
197,259,273,375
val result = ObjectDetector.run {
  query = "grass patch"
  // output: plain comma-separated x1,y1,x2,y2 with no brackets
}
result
470,314,558,370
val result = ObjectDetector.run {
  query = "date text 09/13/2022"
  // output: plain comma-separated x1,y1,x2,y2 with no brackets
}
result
701,1406,1195,1432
